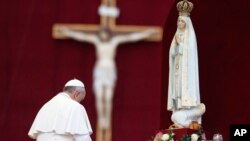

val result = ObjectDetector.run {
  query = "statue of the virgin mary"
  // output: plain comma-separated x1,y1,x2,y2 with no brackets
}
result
167,0,206,128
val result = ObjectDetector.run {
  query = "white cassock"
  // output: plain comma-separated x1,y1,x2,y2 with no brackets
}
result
28,92,93,141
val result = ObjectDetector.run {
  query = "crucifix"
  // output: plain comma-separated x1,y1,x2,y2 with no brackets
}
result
52,1,163,141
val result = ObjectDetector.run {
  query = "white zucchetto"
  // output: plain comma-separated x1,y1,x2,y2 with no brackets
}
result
65,79,85,87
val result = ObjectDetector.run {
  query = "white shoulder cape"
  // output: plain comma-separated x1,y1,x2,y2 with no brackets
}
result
28,92,92,139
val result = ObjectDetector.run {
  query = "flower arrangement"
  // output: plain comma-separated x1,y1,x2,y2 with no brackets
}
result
150,128,205,141
180,128,204,141
152,129,175,141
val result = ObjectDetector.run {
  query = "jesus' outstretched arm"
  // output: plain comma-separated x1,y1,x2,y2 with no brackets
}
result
112,29,158,45
59,27,99,45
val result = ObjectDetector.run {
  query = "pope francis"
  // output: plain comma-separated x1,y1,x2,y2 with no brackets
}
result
28,79,93,141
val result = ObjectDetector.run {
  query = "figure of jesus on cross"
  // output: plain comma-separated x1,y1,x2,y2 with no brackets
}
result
52,1,163,141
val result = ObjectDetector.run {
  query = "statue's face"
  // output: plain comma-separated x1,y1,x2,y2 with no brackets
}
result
177,18,186,31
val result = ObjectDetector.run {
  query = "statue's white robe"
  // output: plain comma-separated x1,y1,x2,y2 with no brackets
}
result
168,16,200,111
167,16,204,127
28,92,92,141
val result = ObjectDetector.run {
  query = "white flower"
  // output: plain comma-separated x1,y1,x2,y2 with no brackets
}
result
191,133,199,141
161,134,170,141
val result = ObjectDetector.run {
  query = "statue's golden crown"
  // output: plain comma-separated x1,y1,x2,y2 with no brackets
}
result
177,0,193,16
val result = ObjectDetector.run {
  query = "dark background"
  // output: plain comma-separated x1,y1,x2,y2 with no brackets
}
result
0,0,249,141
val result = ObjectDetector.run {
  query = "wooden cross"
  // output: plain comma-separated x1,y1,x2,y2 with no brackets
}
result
52,1,163,141
52,0,163,41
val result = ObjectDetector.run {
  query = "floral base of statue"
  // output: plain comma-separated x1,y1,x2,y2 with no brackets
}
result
153,128,208,141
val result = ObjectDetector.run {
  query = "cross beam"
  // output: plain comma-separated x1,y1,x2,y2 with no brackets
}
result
52,0,163,41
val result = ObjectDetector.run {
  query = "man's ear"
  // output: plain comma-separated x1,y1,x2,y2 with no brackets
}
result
73,90,78,98
75,91,81,97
